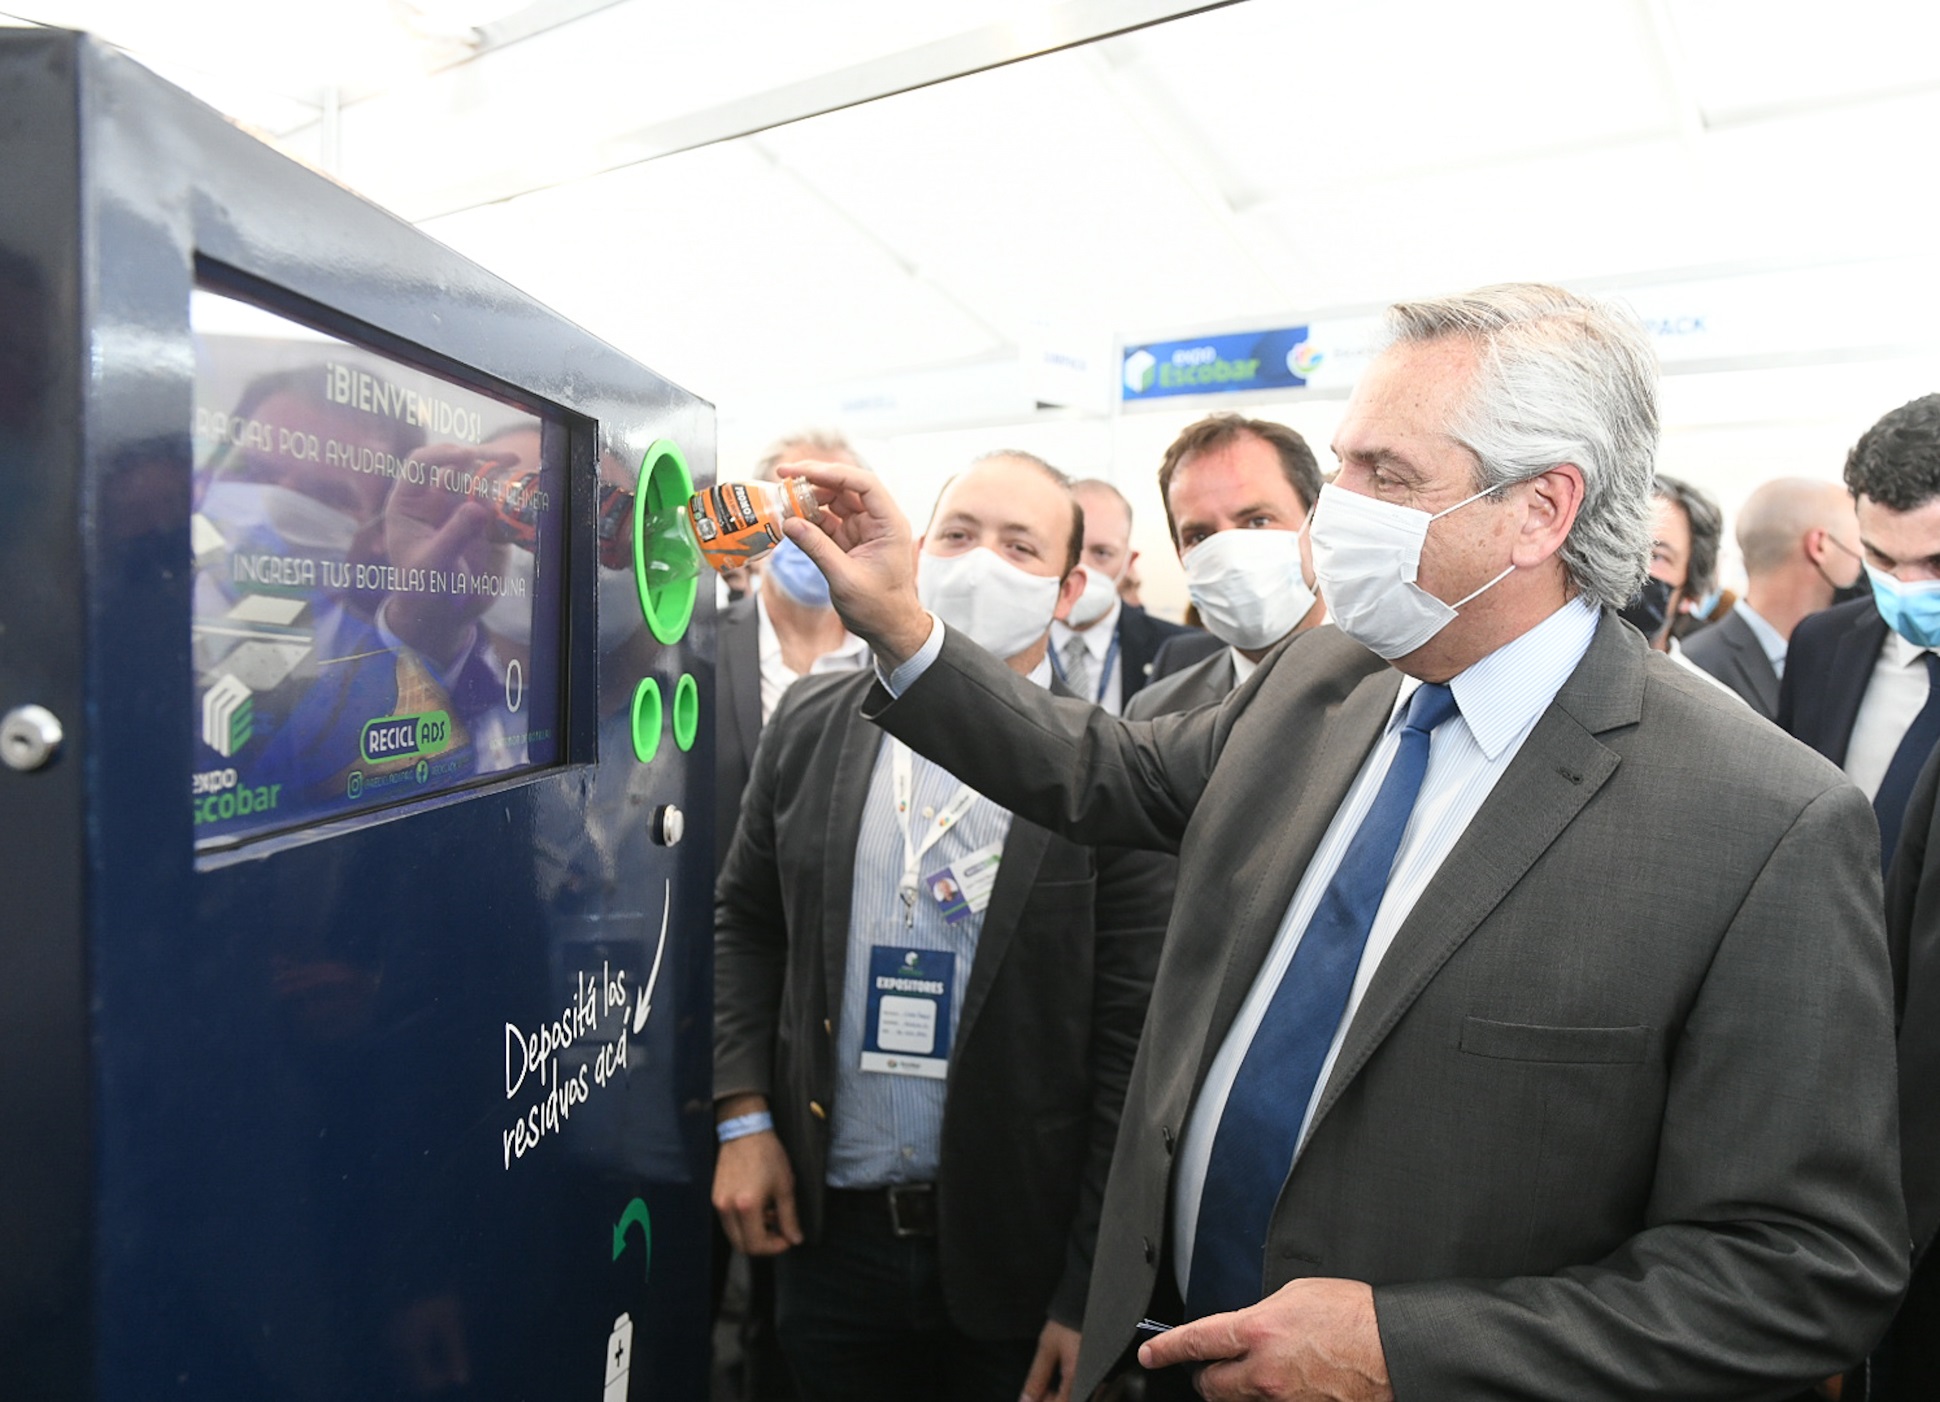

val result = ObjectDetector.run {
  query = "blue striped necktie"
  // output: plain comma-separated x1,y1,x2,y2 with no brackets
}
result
1187,681,1460,1319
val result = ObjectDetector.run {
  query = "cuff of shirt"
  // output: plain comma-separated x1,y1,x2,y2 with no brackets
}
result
877,613,944,697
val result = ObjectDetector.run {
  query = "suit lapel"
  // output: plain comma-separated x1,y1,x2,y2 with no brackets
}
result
1826,610,1891,765
955,674,1074,1049
1306,615,1640,1138
1721,615,1779,715
1189,665,1401,1102
955,819,1049,1057
726,605,763,763
820,700,885,1026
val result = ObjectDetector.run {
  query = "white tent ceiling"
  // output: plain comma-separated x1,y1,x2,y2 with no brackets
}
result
10,0,1940,606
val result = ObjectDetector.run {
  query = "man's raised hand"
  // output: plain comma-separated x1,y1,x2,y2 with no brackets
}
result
776,462,933,668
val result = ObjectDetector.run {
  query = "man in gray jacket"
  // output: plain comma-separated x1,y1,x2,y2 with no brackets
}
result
779,284,1906,1401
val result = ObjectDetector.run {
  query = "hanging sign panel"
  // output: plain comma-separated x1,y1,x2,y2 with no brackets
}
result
1119,326,1321,401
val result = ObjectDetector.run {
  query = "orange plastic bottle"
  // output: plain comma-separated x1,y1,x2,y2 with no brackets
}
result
639,478,821,586
684,478,820,571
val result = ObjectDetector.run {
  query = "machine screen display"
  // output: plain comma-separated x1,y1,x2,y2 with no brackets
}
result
190,285,565,845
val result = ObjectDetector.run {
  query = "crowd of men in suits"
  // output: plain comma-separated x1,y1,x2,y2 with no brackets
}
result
704,286,1940,1402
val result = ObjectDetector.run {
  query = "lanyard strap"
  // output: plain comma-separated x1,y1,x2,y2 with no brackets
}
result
892,743,981,919
1048,627,1122,705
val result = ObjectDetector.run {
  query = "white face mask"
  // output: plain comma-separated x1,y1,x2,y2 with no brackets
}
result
1182,529,1316,652
918,546,1062,660
1064,560,1122,628
200,480,360,559
1308,481,1514,660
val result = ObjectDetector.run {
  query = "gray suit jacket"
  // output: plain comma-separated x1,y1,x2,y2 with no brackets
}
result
1123,645,1235,721
1682,606,1782,718
715,669,1170,1338
866,614,1907,1399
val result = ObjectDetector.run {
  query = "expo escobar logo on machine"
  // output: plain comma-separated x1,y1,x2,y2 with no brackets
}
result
192,672,284,826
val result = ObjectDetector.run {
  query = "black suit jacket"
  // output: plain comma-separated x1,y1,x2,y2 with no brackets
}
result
1115,605,1198,705
1873,739,1940,1398
1124,645,1235,721
1682,606,1782,718
1778,596,1892,763
714,593,764,872
713,669,1170,1337
1887,742,1940,1258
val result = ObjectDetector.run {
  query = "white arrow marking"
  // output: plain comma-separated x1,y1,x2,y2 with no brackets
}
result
634,878,670,1035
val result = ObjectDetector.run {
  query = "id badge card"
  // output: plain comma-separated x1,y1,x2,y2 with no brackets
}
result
922,841,1002,926
860,946,956,1080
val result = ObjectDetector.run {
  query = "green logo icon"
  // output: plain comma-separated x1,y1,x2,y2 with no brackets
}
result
347,770,363,798
414,758,429,784
202,674,254,757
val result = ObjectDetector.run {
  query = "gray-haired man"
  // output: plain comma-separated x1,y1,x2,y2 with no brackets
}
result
779,283,1905,1401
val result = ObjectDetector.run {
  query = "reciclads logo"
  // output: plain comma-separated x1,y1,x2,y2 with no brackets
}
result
361,711,452,765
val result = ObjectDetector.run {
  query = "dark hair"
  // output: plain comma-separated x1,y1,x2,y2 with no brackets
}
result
937,450,1085,577
1652,474,1724,601
1845,394,1940,512
1156,414,1322,546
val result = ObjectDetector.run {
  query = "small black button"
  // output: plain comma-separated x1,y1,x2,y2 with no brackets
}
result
1161,1125,1175,1155
1142,1236,1155,1264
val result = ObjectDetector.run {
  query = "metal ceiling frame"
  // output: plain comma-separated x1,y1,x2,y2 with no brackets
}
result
403,0,1249,221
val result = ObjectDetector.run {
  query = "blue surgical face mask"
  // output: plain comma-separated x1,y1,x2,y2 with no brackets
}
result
1866,564,1940,648
762,537,832,610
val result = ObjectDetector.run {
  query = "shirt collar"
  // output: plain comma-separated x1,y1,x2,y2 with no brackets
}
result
1888,629,1934,668
756,592,869,671
1231,647,1260,686
1393,595,1601,761
1050,598,1122,659
1733,602,1788,668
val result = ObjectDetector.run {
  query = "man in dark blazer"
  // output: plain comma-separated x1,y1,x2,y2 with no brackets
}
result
1127,413,1326,720
1686,477,1862,718
785,284,1906,1400
713,432,872,872
1872,742,1940,1399
1048,478,1196,712
1780,395,1940,860
713,453,1168,1402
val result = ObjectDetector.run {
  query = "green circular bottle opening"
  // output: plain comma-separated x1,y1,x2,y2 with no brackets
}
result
632,439,697,646
630,678,663,763
673,673,700,752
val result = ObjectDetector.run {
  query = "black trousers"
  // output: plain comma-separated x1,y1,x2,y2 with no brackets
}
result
773,1190,1038,1402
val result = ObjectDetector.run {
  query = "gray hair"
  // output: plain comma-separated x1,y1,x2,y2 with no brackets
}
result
755,428,864,480
1385,283,1659,609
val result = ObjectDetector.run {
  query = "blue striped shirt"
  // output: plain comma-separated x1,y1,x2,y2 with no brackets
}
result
824,659,1051,1187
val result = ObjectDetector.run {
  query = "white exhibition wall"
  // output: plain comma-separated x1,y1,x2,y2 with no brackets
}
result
12,0,1940,623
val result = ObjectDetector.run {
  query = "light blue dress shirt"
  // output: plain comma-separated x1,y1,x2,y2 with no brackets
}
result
1169,597,1600,1292
825,655,1050,1188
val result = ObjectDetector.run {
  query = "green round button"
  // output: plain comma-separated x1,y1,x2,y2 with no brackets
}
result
632,438,697,646
630,678,663,763
673,673,700,752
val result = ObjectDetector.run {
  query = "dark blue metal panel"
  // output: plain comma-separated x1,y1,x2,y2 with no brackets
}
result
0,31,93,1402
2,31,717,1399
